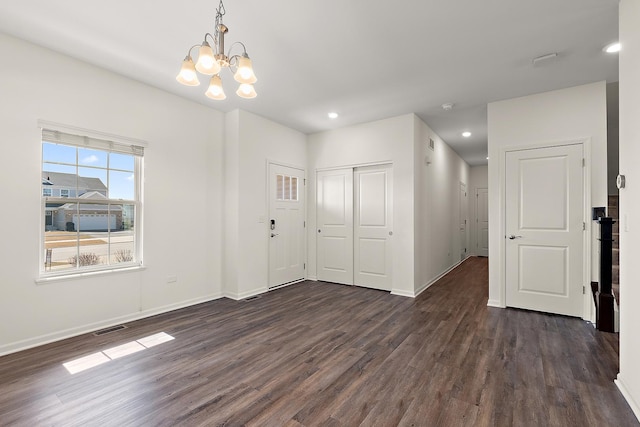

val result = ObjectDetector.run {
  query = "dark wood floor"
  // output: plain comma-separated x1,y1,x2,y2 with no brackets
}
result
1,257,637,426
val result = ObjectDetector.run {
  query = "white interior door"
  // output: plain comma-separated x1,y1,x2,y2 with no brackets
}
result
476,188,489,257
460,182,467,261
505,144,584,317
354,165,393,291
269,164,305,287
316,169,354,285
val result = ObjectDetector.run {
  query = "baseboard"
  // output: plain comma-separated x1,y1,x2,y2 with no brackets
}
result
269,278,306,290
390,289,416,298
487,299,504,308
413,257,471,298
224,287,267,301
307,275,318,281
0,293,223,357
224,280,308,301
615,375,640,423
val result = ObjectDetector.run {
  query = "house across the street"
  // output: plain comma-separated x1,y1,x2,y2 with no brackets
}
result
43,172,123,231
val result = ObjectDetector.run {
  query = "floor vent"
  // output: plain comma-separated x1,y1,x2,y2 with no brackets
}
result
93,325,127,336
243,296,261,302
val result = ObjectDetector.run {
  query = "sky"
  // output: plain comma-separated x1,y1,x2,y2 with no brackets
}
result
42,142,136,200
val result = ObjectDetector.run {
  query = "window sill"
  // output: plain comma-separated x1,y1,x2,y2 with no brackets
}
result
36,265,146,285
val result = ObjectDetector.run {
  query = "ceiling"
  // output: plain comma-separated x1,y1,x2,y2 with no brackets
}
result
0,0,619,166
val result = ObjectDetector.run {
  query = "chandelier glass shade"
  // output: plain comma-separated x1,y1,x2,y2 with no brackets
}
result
176,0,257,100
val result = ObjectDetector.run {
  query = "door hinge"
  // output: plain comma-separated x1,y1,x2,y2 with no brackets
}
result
304,221,306,228
304,263,306,269
583,222,586,231
583,285,586,295
582,158,585,167
304,178,306,185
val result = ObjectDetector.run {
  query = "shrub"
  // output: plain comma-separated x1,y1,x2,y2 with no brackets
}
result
68,252,101,267
114,249,133,263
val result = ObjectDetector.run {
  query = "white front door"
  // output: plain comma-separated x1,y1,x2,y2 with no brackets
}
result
268,164,305,288
316,168,354,285
505,144,584,317
354,165,393,291
460,182,467,261
476,188,489,257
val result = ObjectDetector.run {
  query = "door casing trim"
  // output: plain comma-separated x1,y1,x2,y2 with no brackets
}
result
498,138,592,320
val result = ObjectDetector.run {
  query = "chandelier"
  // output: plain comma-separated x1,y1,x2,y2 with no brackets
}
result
176,0,257,100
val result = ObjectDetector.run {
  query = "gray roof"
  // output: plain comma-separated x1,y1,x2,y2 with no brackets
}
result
42,171,106,191
58,191,122,211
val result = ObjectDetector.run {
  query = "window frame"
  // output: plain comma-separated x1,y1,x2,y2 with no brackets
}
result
38,121,146,281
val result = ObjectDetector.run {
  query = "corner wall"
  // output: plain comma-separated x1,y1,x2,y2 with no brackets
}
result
616,0,640,420
223,110,307,299
0,34,224,355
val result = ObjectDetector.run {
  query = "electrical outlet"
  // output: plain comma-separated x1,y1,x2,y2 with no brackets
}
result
167,275,177,283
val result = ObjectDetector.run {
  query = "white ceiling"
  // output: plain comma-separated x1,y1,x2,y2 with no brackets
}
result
0,0,619,166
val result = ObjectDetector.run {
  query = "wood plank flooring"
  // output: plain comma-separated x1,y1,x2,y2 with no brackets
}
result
0,257,637,426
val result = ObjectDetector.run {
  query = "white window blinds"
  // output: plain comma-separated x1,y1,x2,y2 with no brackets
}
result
41,129,144,157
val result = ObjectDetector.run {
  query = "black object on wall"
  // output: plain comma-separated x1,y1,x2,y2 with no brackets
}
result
596,217,615,333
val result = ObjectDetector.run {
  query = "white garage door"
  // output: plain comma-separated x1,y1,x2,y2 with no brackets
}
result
73,214,116,231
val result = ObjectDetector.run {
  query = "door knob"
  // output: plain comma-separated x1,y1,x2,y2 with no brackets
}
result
271,233,279,238
508,235,523,240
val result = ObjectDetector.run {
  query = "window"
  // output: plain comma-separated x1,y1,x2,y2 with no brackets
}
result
276,174,298,201
40,126,144,277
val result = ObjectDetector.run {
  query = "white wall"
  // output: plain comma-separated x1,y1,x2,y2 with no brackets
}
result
607,82,620,195
307,114,415,296
616,0,640,420
223,110,307,299
487,82,608,311
414,117,470,294
307,113,468,297
0,34,225,355
469,165,488,256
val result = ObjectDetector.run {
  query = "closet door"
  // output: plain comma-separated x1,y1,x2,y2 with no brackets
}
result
316,169,354,285
354,165,393,291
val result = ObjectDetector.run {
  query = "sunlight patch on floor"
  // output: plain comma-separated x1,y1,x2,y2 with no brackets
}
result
62,332,175,374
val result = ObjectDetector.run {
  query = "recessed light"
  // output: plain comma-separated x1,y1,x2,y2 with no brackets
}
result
462,131,471,138
486,156,489,160
328,112,339,119
604,42,621,53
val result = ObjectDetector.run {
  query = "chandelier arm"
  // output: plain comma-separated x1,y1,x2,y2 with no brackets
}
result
228,55,240,71
203,33,215,45
186,44,201,57
227,41,248,69
227,41,248,58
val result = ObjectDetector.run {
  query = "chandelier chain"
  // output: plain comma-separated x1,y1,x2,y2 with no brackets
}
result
213,0,226,49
